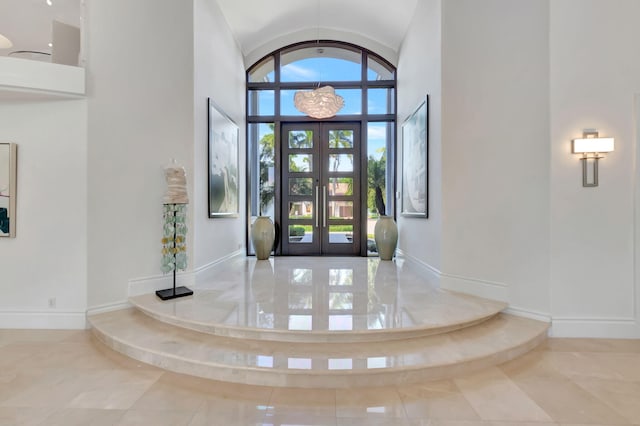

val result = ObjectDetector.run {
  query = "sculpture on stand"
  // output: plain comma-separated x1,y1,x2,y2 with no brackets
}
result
156,159,194,300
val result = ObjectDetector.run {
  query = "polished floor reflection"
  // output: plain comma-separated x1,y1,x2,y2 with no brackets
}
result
1,330,639,425
108,257,545,388
130,257,506,340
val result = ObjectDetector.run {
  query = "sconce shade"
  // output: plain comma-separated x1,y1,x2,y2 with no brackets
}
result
294,86,344,119
572,131,614,187
0,33,12,49
572,137,614,153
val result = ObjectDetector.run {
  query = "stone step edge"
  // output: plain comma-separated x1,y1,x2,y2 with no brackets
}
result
129,297,508,343
88,312,549,388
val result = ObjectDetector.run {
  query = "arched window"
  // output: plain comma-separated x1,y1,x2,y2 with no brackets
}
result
247,41,396,256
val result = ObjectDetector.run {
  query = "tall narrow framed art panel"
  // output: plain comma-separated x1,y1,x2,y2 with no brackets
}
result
208,99,239,218
401,96,428,218
0,143,17,237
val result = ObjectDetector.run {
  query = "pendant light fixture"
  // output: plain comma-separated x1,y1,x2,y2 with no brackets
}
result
0,33,13,49
294,86,344,119
293,0,345,119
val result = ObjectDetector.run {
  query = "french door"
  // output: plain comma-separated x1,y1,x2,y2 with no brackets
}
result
281,123,361,255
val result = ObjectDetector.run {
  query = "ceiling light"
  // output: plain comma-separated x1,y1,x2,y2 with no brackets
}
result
294,86,344,119
46,0,53,6
0,33,12,49
48,43,53,48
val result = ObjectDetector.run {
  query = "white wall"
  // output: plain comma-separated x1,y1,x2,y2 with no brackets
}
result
85,0,195,309
396,0,442,276
193,0,246,271
0,99,88,328
439,0,551,317
549,0,640,337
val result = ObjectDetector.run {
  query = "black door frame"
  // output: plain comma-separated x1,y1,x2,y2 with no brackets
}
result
280,122,362,256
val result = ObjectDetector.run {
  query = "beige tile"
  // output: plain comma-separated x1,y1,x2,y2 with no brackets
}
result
263,412,338,425
489,423,558,426
188,400,267,426
13,342,138,371
335,386,405,419
583,353,640,382
268,387,336,417
454,368,552,422
0,368,99,408
131,373,213,411
200,377,273,403
0,369,51,405
40,408,126,425
574,378,640,423
543,352,640,381
0,329,84,344
397,380,480,420
90,337,159,370
338,417,409,425
0,407,55,425
557,424,627,426
499,350,562,380
0,343,46,370
408,421,492,426
510,375,629,424
67,369,162,409
115,409,197,426
1,369,154,409
542,338,640,353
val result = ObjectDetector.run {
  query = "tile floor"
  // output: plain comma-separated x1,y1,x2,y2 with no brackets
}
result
0,330,639,425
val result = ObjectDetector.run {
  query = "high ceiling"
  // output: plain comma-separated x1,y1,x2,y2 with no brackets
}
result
0,0,80,60
0,0,418,64
215,0,418,65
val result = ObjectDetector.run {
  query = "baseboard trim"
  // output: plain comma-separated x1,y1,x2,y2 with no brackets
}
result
86,301,131,316
193,249,244,275
128,251,245,297
504,306,551,323
128,271,195,297
550,316,639,338
396,250,508,302
395,249,441,283
0,310,87,329
440,272,509,302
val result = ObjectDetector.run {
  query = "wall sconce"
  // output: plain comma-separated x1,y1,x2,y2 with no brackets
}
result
572,130,614,187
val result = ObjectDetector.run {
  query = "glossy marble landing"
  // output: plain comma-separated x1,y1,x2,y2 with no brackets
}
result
130,257,507,342
89,309,549,388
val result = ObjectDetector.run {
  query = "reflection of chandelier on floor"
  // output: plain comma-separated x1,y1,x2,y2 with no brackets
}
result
294,85,344,119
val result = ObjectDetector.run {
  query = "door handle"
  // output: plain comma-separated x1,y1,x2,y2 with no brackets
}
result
323,186,327,228
315,186,319,228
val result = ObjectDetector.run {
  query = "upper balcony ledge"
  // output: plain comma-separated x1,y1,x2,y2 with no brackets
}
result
0,56,85,100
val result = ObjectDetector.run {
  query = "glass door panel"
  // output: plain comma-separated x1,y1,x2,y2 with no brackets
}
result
281,122,360,255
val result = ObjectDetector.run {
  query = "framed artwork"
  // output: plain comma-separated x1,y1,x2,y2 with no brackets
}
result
208,98,239,218
0,143,17,237
401,96,428,218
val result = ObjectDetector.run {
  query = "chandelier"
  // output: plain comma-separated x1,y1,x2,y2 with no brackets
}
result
294,85,344,119
0,33,12,49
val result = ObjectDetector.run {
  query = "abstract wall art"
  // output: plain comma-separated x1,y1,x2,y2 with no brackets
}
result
0,143,17,237
208,99,239,218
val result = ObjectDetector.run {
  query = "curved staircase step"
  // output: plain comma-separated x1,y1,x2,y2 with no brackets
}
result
88,308,548,388
129,288,507,343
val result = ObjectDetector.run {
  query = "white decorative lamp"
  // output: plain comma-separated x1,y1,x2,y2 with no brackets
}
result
294,85,344,119
572,130,615,187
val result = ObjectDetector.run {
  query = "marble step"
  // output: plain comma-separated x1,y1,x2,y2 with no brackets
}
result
128,290,507,343
88,308,549,388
